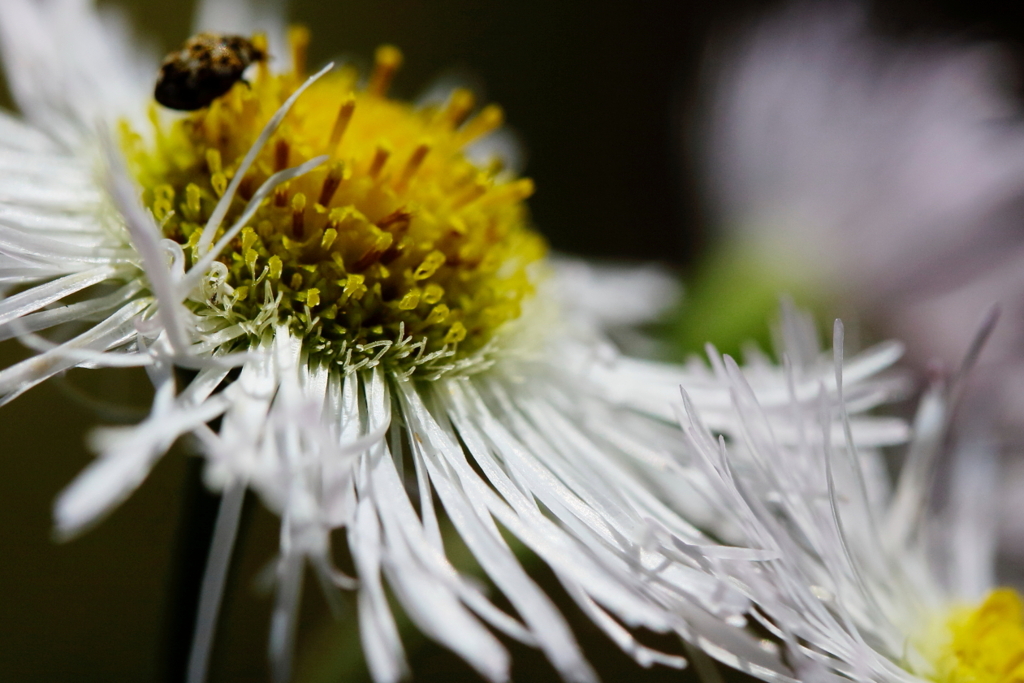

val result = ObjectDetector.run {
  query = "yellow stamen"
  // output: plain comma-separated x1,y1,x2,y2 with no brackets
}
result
368,45,403,97
343,273,367,300
397,289,420,310
441,89,475,128
268,255,283,281
482,178,535,206
457,104,503,145
423,283,444,304
185,183,202,218
451,175,490,209
289,25,311,79
211,172,227,197
413,250,445,281
252,32,270,81
205,148,222,174
305,287,320,308
932,589,1024,683
425,303,449,324
153,184,175,221
321,227,337,250
444,321,467,345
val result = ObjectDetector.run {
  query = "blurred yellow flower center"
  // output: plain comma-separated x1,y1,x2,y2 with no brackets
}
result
934,589,1024,683
122,29,545,373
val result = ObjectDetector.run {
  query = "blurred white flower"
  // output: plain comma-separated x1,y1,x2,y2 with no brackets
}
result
0,1,915,682
701,0,1024,437
699,0,1024,580
668,313,1020,682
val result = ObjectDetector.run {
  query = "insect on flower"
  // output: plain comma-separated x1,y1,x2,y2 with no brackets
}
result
155,32,266,111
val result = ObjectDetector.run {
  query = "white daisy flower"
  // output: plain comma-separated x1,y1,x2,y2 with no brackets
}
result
0,1,911,682
669,312,1021,682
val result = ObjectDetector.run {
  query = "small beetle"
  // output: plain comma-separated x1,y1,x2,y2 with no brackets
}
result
155,33,266,111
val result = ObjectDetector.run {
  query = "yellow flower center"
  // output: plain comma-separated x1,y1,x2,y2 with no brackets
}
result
121,28,546,374
934,589,1024,683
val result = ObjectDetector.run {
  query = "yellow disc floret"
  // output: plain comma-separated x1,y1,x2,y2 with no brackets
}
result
933,589,1024,683
122,30,546,374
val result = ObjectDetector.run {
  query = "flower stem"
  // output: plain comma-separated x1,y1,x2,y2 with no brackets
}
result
187,480,247,683
161,457,249,683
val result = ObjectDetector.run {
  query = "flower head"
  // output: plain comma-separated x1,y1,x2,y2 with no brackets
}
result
0,1,929,681
668,310,1015,682
123,32,542,375
0,1,776,680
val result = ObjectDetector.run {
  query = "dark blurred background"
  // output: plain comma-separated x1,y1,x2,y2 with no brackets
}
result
5,0,1024,681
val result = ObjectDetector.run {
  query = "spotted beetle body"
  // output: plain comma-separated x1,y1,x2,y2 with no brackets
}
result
155,33,265,111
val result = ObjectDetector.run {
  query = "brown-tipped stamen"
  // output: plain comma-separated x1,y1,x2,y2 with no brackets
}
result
395,142,431,192
318,162,345,206
291,193,307,237
274,139,290,172
377,208,412,233
368,145,391,179
274,183,290,207
328,97,356,154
